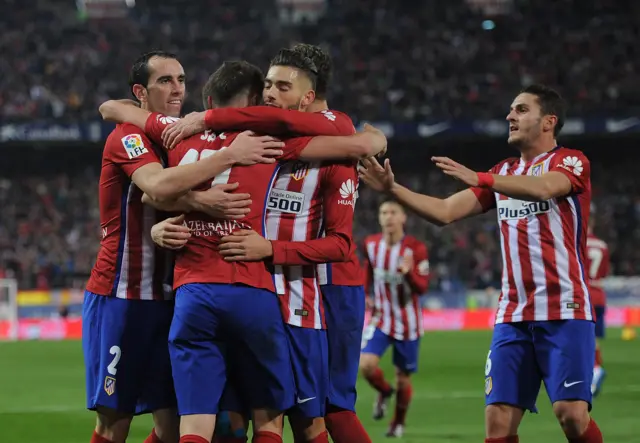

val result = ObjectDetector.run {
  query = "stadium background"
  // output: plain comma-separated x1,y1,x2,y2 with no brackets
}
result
1,0,639,442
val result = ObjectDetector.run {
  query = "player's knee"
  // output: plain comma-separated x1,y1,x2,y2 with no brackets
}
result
395,369,411,390
484,404,523,438
152,408,179,443
359,354,377,376
553,401,590,438
252,409,284,435
95,407,133,442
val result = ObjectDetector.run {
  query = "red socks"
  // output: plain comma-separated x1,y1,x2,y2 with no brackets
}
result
144,429,165,443
568,420,603,443
180,435,209,443
485,436,519,443
213,437,247,443
90,431,114,443
595,349,603,367
252,431,282,443
392,384,413,426
325,407,372,443
365,367,392,394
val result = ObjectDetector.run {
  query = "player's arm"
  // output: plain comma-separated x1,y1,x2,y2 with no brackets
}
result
99,100,157,139
432,152,590,202
403,243,429,294
282,124,386,162
359,157,489,226
269,164,357,265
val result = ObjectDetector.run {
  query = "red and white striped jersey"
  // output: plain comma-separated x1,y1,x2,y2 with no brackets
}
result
362,234,429,341
472,147,593,323
86,123,174,301
586,233,610,307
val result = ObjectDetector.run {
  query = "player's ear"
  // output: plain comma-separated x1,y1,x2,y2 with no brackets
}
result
301,89,316,109
543,115,556,133
132,84,147,103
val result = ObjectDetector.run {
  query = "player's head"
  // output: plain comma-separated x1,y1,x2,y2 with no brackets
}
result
378,200,406,234
264,48,317,111
506,84,566,148
128,51,185,117
290,43,332,100
201,61,264,109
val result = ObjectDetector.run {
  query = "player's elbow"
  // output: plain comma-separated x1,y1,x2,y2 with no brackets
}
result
531,183,556,201
98,100,118,121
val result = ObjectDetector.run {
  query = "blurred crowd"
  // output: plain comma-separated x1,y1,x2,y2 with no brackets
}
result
1,155,639,291
1,0,640,122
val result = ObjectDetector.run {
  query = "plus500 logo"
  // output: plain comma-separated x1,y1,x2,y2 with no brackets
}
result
497,200,551,220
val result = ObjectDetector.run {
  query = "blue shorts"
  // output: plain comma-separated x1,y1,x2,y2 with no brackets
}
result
594,306,606,338
361,326,420,374
485,320,595,413
82,291,175,415
286,325,329,418
168,283,295,415
322,284,366,411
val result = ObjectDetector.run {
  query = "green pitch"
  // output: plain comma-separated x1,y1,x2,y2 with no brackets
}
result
0,330,638,443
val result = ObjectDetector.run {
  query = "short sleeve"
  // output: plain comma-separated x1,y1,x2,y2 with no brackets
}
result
145,112,180,146
469,162,504,212
281,136,314,161
105,126,161,178
548,150,590,194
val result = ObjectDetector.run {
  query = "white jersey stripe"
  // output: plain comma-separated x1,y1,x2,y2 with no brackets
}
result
115,183,135,299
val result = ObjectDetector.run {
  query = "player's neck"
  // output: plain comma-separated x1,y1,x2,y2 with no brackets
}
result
307,100,329,113
383,230,404,245
519,138,558,162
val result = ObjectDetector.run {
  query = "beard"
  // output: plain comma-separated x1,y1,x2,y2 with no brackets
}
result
286,98,302,111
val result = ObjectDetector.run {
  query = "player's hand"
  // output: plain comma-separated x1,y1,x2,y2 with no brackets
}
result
362,123,388,157
398,253,414,275
432,156,479,187
161,111,207,150
228,131,285,165
218,230,273,261
358,157,395,192
150,214,191,249
191,183,252,220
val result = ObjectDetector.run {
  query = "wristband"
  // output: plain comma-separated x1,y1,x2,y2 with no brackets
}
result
477,172,495,188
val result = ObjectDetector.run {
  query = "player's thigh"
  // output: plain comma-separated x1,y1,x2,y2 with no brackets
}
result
137,301,177,415
82,291,156,414
286,325,329,418
168,284,228,415
361,325,392,362
391,337,420,374
227,286,296,412
594,306,606,339
322,285,365,411
485,322,540,413
534,320,594,407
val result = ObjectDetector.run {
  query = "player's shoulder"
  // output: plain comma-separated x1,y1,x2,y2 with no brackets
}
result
364,233,382,245
552,146,589,162
104,124,152,155
491,157,520,173
587,234,608,250
325,109,356,134
404,235,426,249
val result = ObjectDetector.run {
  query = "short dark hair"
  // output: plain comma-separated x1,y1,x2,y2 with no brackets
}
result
270,48,318,90
290,43,332,99
128,51,178,97
202,61,264,109
521,84,567,136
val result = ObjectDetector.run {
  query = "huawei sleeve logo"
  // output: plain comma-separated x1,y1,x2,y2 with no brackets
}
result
560,156,584,176
158,115,180,125
321,110,336,122
338,179,357,207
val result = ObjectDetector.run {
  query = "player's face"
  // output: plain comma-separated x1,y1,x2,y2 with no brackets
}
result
144,57,186,117
506,93,544,147
263,66,315,111
379,203,406,233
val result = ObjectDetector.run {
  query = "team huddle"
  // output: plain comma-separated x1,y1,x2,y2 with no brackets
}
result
83,43,606,443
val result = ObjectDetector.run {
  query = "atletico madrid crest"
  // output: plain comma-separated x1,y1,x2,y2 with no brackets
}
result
104,376,116,396
290,162,309,181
